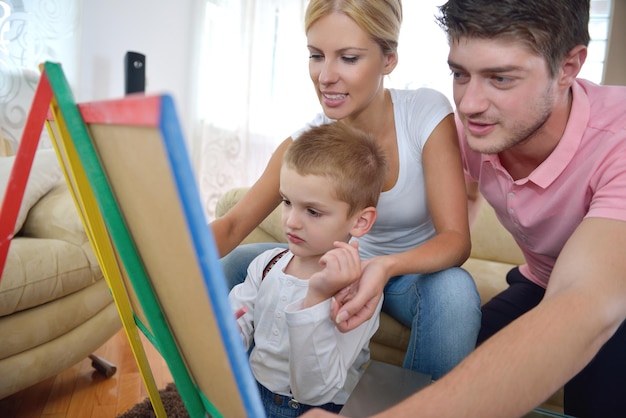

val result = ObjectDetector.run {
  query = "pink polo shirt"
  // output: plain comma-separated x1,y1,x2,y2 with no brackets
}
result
459,79,626,289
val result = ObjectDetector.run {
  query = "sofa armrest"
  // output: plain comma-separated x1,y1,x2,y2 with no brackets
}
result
19,182,88,246
214,187,286,244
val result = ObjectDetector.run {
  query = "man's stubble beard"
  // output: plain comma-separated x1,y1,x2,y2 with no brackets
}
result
467,85,556,155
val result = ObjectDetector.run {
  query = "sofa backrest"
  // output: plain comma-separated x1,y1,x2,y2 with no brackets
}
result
470,201,525,266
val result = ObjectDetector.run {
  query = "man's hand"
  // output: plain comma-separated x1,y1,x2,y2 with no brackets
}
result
303,241,363,308
331,257,387,332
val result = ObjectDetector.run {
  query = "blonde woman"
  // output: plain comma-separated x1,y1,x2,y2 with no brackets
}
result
212,0,480,380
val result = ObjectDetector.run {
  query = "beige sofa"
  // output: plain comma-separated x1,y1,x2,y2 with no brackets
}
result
215,187,564,412
0,146,122,399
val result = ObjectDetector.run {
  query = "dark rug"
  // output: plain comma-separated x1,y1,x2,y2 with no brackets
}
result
117,383,190,418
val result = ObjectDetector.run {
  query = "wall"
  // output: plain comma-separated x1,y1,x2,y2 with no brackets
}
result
0,0,82,151
76,0,200,140
603,0,626,85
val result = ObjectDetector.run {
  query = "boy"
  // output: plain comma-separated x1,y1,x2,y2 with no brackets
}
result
229,122,388,417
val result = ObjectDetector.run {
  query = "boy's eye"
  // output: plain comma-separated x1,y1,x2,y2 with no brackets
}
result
307,208,321,217
282,199,291,207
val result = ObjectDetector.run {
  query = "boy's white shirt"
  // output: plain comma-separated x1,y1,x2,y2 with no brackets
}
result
228,247,383,405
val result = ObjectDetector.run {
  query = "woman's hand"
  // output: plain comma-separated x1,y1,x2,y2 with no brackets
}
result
304,241,362,308
331,256,388,332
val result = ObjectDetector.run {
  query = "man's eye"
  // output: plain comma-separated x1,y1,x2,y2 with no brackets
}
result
451,71,469,83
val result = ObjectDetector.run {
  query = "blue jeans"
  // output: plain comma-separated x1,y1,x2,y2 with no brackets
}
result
257,382,343,418
221,243,481,380
382,268,480,379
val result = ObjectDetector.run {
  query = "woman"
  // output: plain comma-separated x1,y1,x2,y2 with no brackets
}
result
211,0,480,380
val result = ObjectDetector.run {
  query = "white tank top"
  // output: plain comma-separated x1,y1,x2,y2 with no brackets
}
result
291,88,453,259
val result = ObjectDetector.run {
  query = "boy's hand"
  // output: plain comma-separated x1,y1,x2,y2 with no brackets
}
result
303,241,362,308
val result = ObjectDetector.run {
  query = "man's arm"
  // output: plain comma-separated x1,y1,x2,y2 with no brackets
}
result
380,217,626,418
304,217,626,418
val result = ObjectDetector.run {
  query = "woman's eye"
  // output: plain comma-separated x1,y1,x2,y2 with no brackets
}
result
309,53,323,61
342,56,358,64
282,199,291,207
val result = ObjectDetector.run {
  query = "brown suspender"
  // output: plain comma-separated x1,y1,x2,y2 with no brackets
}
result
262,249,288,280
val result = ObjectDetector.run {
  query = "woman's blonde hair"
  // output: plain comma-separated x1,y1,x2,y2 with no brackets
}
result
305,0,403,56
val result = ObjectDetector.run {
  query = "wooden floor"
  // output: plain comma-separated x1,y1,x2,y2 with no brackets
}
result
0,329,173,418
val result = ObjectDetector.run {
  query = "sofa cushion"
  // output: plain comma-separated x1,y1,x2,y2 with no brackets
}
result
0,148,63,234
20,182,86,245
214,187,285,243
0,237,102,316
0,278,113,359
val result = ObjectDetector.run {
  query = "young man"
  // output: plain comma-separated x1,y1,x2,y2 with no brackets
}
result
229,122,388,417
305,1,626,417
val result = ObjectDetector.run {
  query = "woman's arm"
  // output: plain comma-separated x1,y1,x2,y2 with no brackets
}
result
466,178,482,226
333,114,471,329
383,113,471,275
210,137,292,257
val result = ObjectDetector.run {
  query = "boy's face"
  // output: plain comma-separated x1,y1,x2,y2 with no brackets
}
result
279,165,357,259
448,36,560,154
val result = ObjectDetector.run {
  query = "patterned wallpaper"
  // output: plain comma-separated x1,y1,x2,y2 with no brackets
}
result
0,0,78,153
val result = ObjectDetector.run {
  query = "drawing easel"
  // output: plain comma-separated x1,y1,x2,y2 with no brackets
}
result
43,72,168,416
39,61,265,417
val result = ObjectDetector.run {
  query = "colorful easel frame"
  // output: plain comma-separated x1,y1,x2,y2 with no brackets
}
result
39,61,265,418
44,73,168,416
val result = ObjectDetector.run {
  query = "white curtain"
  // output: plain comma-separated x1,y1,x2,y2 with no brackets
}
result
196,0,314,220
0,0,79,153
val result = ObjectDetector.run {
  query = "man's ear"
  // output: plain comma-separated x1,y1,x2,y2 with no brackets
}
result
558,45,587,87
350,207,377,238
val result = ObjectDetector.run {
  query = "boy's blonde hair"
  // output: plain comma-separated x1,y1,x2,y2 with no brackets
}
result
283,123,387,218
